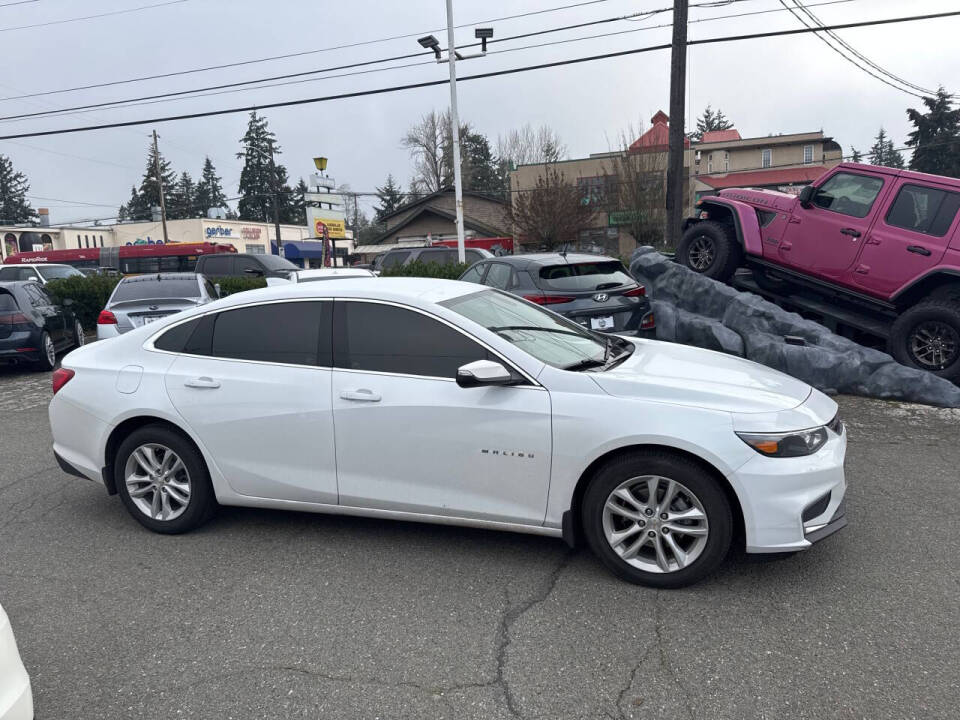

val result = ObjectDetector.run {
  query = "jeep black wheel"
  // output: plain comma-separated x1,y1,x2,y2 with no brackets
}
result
889,300,960,382
677,221,741,282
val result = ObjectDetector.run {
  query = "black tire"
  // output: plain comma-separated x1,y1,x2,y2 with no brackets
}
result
751,266,793,294
73,318,85,349
677,221,742,282
888,299,960,382
114,424,217,534
582,451,733,588
36,330,56,371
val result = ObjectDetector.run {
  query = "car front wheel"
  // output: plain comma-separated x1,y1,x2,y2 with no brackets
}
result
889,299,960,382
582,451,733,588
114,425,216,534
677,221,742,282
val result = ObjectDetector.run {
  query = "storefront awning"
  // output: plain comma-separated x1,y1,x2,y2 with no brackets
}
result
271,240,326,259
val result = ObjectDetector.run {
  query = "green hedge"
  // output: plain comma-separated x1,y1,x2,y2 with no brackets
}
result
381,261,470,279
46,275,121,330
213,276,267,296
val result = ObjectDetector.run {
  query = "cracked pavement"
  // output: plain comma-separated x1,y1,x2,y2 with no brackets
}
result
1,364,958,719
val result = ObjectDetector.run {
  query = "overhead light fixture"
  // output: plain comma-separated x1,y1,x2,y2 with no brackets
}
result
474,27,493,52
418,34,441,60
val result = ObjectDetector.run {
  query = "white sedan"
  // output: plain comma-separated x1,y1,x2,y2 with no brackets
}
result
266,267,376,286
0,603,33,720
48,278,847,587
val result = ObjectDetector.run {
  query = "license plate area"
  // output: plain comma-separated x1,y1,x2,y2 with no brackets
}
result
589,315,615,331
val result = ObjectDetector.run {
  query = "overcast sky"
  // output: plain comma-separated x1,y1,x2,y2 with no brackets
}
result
0,0,957,225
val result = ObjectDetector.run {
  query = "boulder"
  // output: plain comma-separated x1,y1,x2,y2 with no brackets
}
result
650,300,677,342
675,309,745,356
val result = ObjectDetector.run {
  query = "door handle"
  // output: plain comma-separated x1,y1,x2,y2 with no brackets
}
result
340,388,381,402
184,376,220,389
907,245,931,256
840,228,861,238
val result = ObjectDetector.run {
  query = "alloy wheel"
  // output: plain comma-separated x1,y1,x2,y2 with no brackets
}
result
123,444,192,521
75,320,85,347
687,236,715,271
908,320,959,370
601,475,709,574
44,334,56,367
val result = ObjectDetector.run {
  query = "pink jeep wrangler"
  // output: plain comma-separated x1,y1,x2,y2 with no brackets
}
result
679,162,960,381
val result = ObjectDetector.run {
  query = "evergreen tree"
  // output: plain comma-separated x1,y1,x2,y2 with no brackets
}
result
694,105,734,141
906,88,960,178
850,148,863,163
194,157,228,216
237,111,295,222
274,164,298,224
117,186,142,223
120,140,176,222
168,171,197,219
461,130,501,194
0,154,37,225
375,174,405,220
293,178,309,225
867,128,905,169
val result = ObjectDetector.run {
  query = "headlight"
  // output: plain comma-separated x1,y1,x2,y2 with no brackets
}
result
736,427,828,457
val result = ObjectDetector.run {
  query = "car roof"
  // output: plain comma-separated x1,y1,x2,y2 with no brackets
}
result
118,273,200,283
475,253,618,268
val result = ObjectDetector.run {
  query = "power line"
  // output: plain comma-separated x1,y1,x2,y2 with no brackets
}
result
0,0,187,33
0,0,621,102
0,1,39,8
1,9,956,143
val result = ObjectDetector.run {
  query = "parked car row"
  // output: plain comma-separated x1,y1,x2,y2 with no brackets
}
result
0,280,84,370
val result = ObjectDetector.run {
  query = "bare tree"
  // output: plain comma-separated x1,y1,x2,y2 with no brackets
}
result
496,123,567,168
603,129,668,249
505,164,598,251
403,110,449,193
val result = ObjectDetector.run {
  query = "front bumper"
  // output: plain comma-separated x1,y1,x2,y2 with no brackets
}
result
731,425,848,553
0,610,33,720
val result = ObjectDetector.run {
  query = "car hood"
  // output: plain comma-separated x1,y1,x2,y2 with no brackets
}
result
717,187,799,213
591,338,811,414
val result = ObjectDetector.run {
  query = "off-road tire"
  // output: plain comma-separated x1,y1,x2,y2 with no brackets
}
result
581,451,733,588
889,299,960,382
114,425,217,534
677,221,742,282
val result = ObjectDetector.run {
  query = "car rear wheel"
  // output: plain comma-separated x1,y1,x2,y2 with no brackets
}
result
582,451,732,588
114,425,216,534
678,221,742,282
889,299,960,382
37,331,56,371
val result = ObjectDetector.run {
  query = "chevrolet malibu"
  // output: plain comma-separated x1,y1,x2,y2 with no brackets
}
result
48,278,847,588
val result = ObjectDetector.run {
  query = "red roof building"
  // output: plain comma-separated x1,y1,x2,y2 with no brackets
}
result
628,111,690,152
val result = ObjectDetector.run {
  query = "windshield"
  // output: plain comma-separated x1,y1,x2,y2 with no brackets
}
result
37,265,83,280
536,260,635,292
441,289,608,369
112,277,200,302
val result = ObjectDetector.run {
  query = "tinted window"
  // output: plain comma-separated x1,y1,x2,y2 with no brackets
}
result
416,249,454,265
813,172,884,218
211,302,330,365
256,254,298,271
0,290,19,312
23,283,51,308
154,317,201,353
484,263,513,290
886,184,960,237
0,266,34,281
202,278,217,298
37,265,82,280
199,255,233,275
381,251,410,269
460,264,485,283
334,301,489,378
236,257,265,275
112,278,200,302
537,261,633,292
465,250,484,264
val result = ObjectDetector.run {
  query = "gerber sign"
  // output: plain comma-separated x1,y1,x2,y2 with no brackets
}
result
314,217,345,239
205,226,234,238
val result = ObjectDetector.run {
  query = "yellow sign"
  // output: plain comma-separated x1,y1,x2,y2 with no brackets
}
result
314,217,345,239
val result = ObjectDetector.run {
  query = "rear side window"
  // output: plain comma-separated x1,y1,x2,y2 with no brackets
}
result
0,266,34,281
484,263,513,290
460,264,485,283
199,255,233,276
333,301,489,378
381,251,410,270
112,278,200,301
154,317,201,353
885,184,960,237
211,302,330,365
415,249,454,265
536,261,633,292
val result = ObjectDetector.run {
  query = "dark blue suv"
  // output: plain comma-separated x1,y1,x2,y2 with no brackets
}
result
0,281,84,371
459,253,654,336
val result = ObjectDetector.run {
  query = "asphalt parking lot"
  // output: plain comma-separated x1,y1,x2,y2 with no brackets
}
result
1,363,958,720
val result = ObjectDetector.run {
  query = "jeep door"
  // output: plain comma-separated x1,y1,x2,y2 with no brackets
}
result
779,169,891,285
852,180,960,297
330,299,552,525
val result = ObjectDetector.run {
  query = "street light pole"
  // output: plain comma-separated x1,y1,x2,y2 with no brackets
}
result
444,0,466,264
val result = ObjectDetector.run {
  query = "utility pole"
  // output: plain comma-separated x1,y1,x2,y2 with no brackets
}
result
152,130,169,244
665,0,689,249
444,0,466,263
269,143,283,257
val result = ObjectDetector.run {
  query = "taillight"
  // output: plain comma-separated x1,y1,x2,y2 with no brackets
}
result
523,294,575,305
97,310,117,325
52,368,75,394
641,312,656,330
623,286,646,297
0,311,29,324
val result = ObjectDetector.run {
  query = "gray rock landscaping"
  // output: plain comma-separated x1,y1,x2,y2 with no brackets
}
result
629,246,960,408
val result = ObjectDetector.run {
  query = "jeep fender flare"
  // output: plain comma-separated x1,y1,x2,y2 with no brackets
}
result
683,198,764,257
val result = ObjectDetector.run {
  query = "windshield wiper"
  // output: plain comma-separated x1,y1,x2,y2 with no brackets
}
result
563,357,607,371
490,325,587,339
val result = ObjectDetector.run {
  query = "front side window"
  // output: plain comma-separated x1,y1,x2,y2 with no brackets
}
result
380,251,410,270
459,264,485,283
200,255,232,276
885,184,960,237
333,301,489,378
761,149,772,168
442,289,607,369
416,249,455,265
483,263,513,290
236,257,265,275
536,261,633,292
813,172,884,218
36,265,82,281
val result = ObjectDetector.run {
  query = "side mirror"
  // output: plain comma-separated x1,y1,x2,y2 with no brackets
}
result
456,359,514,388
244,268,264,276
63,298,75,307
214,283,222,298
798,184,817,208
